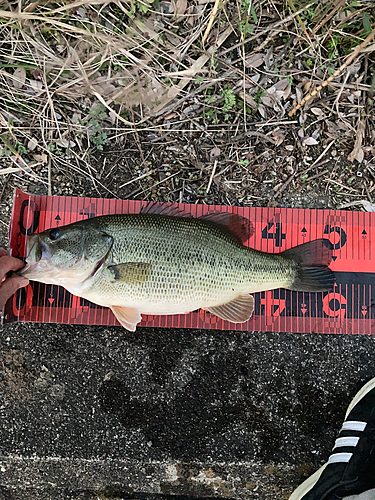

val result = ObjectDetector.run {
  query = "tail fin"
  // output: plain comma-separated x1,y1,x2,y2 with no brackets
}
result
282,239,335,292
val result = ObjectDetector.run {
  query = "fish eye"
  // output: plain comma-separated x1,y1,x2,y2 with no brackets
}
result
49,228,60,241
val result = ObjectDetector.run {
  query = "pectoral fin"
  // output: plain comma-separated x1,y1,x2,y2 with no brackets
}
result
111,305,142,331
107,262,151,284
204,294,254,323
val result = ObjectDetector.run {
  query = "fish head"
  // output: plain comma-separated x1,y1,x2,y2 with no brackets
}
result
21,222,113,286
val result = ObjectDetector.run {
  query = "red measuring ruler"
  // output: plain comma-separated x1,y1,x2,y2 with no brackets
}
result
6,189,373,335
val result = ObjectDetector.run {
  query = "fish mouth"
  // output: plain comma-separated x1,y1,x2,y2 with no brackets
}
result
21,234,53,280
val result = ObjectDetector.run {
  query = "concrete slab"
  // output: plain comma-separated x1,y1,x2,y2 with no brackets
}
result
1,322,375,499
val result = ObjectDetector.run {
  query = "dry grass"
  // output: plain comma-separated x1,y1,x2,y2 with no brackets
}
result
0,0,374,208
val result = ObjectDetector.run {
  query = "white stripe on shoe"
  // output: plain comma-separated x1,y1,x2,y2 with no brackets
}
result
333,436,360,449
328,452,353,464
342,421,367,432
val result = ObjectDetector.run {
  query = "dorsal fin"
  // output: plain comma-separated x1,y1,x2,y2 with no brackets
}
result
140,203,254,244
140,202,191,218
199,212,254,244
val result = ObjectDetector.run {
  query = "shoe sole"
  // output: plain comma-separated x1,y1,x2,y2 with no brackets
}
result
289,377,375,500
289,464,327,500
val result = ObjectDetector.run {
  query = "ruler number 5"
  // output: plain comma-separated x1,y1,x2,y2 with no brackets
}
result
323,224,347,250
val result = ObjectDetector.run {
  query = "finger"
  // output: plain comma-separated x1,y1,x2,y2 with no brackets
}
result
0,255,25,279
0,276,29,311
0,248,8,257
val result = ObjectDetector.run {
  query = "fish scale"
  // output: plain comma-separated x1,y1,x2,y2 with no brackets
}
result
85,214,292,307
22,209,334,331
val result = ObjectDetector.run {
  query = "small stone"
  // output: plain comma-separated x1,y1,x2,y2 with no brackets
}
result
246,481,257,490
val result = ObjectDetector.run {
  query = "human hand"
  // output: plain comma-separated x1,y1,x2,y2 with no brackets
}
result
0,248,29,311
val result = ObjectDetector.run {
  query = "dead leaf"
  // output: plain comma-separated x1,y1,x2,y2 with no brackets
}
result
303,81,313,93
326,120,341,139
163,112,177,121
311,107,322,116
261,95,274,107
27,137,38,151
33,154,48,164
282,85,291,100
109,111,117,124
56,138,76,148
30,68,41,79
186,5,197,25
71,112,81,124
182,104,201,115
272,131,285,146
13,67,26,89
273,79,289,92
239,92,257,111
172,0,187,17
295,87,303,103
348,119,365,163
29,80,43,92
77,7,88,18
264,48,274,68
362,200,375,212
303,137,319,146
311,128,320,140
245,53,264,68
210,147,221,159
258,104,266,119
167,86,180,98
92,81,117,97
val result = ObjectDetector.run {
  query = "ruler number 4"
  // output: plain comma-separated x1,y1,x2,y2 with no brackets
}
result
262,221,286,247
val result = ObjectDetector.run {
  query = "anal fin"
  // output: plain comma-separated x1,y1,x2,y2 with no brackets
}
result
111,305,142,331
204,294,254,323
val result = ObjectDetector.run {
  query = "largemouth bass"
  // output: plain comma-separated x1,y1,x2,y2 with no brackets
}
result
21,204,334,331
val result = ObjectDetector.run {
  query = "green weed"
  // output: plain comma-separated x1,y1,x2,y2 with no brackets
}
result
238,159,250,166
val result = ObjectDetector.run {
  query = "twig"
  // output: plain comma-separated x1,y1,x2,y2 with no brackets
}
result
119,170,156,189
47,156,52,196
201,0,221,45
312,0,346,34
309,140,336,168
206,159,218,194
308,169,330,182
289,28,375,116
336,200,364,210
274,171,296,198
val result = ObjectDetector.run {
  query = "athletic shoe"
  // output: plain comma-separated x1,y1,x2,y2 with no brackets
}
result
289,377,375,499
